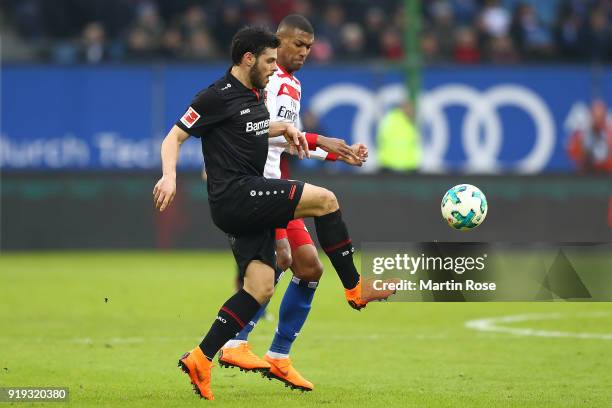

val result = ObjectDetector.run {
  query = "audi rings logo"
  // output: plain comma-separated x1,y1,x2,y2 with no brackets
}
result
310,83,555,173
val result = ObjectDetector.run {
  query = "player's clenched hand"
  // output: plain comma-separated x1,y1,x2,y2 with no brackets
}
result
153,175,176,212
283,125,310,159
341,143,369,166
317,135,361,163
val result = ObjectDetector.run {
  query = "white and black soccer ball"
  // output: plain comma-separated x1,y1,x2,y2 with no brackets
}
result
441,184,488,230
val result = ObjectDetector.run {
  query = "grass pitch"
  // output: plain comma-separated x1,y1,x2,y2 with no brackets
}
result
1,252,611,407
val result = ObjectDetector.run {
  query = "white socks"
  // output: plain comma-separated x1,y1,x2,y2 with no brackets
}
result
222,340,290,359
266,351,289,359
224,339,247,348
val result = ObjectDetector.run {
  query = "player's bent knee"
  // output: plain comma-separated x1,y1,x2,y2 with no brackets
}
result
322,190,339,214
259,283,275,301
292,246,324,282
311,260,324,280
277,253,292,271
311,188,338,217
243,260,276,303
295,184,340,218
244,281,275,303
296,260,323,282
276,247,292,271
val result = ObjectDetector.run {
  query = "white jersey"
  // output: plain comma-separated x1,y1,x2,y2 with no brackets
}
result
264,66,303,179
264,66,330,179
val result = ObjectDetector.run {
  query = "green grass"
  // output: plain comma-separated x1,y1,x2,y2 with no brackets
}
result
1,252,611,407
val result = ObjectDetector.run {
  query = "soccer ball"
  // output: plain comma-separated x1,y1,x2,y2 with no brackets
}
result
441,184,488,230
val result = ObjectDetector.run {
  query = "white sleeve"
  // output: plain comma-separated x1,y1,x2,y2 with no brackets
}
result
308,147,329,160
269,136,290,148
284,145,329,160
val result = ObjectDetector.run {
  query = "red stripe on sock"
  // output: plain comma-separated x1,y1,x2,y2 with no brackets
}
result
323,238,352,253
220,306,245,328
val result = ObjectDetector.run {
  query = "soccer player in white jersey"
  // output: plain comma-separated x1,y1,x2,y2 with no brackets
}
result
218,15,394,392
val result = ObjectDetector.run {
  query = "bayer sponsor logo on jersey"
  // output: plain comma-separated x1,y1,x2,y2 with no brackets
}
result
245,119,270,133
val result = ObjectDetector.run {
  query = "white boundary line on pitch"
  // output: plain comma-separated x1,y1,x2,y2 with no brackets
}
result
465,312,612,340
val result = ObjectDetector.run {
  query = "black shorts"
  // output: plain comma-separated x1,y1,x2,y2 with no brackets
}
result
234,244,286,283
211,177,305,235
212,176,305,276
228,229,277,278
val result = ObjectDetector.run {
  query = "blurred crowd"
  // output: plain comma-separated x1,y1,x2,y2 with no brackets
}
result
1,0,611,64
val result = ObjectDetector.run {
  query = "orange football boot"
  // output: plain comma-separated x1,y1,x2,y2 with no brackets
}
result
177,347,214,400
263,355,313,392
218,343,271,373
344,276,399,310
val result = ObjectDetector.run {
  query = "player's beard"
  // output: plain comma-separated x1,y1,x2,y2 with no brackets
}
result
249,63,268,89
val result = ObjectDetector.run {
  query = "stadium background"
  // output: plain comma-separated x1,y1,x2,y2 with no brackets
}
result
2,0,612,249
1,1,612,407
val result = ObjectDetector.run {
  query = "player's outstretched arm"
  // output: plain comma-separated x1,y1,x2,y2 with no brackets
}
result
296,143,368,166
306,133,361,163
153,125,190,212
269,121,310,159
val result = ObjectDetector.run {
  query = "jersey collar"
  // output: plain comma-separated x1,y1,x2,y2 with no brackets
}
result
227,68,263,101
276,64,294,78
276,64,300,85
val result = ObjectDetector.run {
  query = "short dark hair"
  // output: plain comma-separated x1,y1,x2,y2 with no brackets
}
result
230,26,280,65
278,14,314,34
